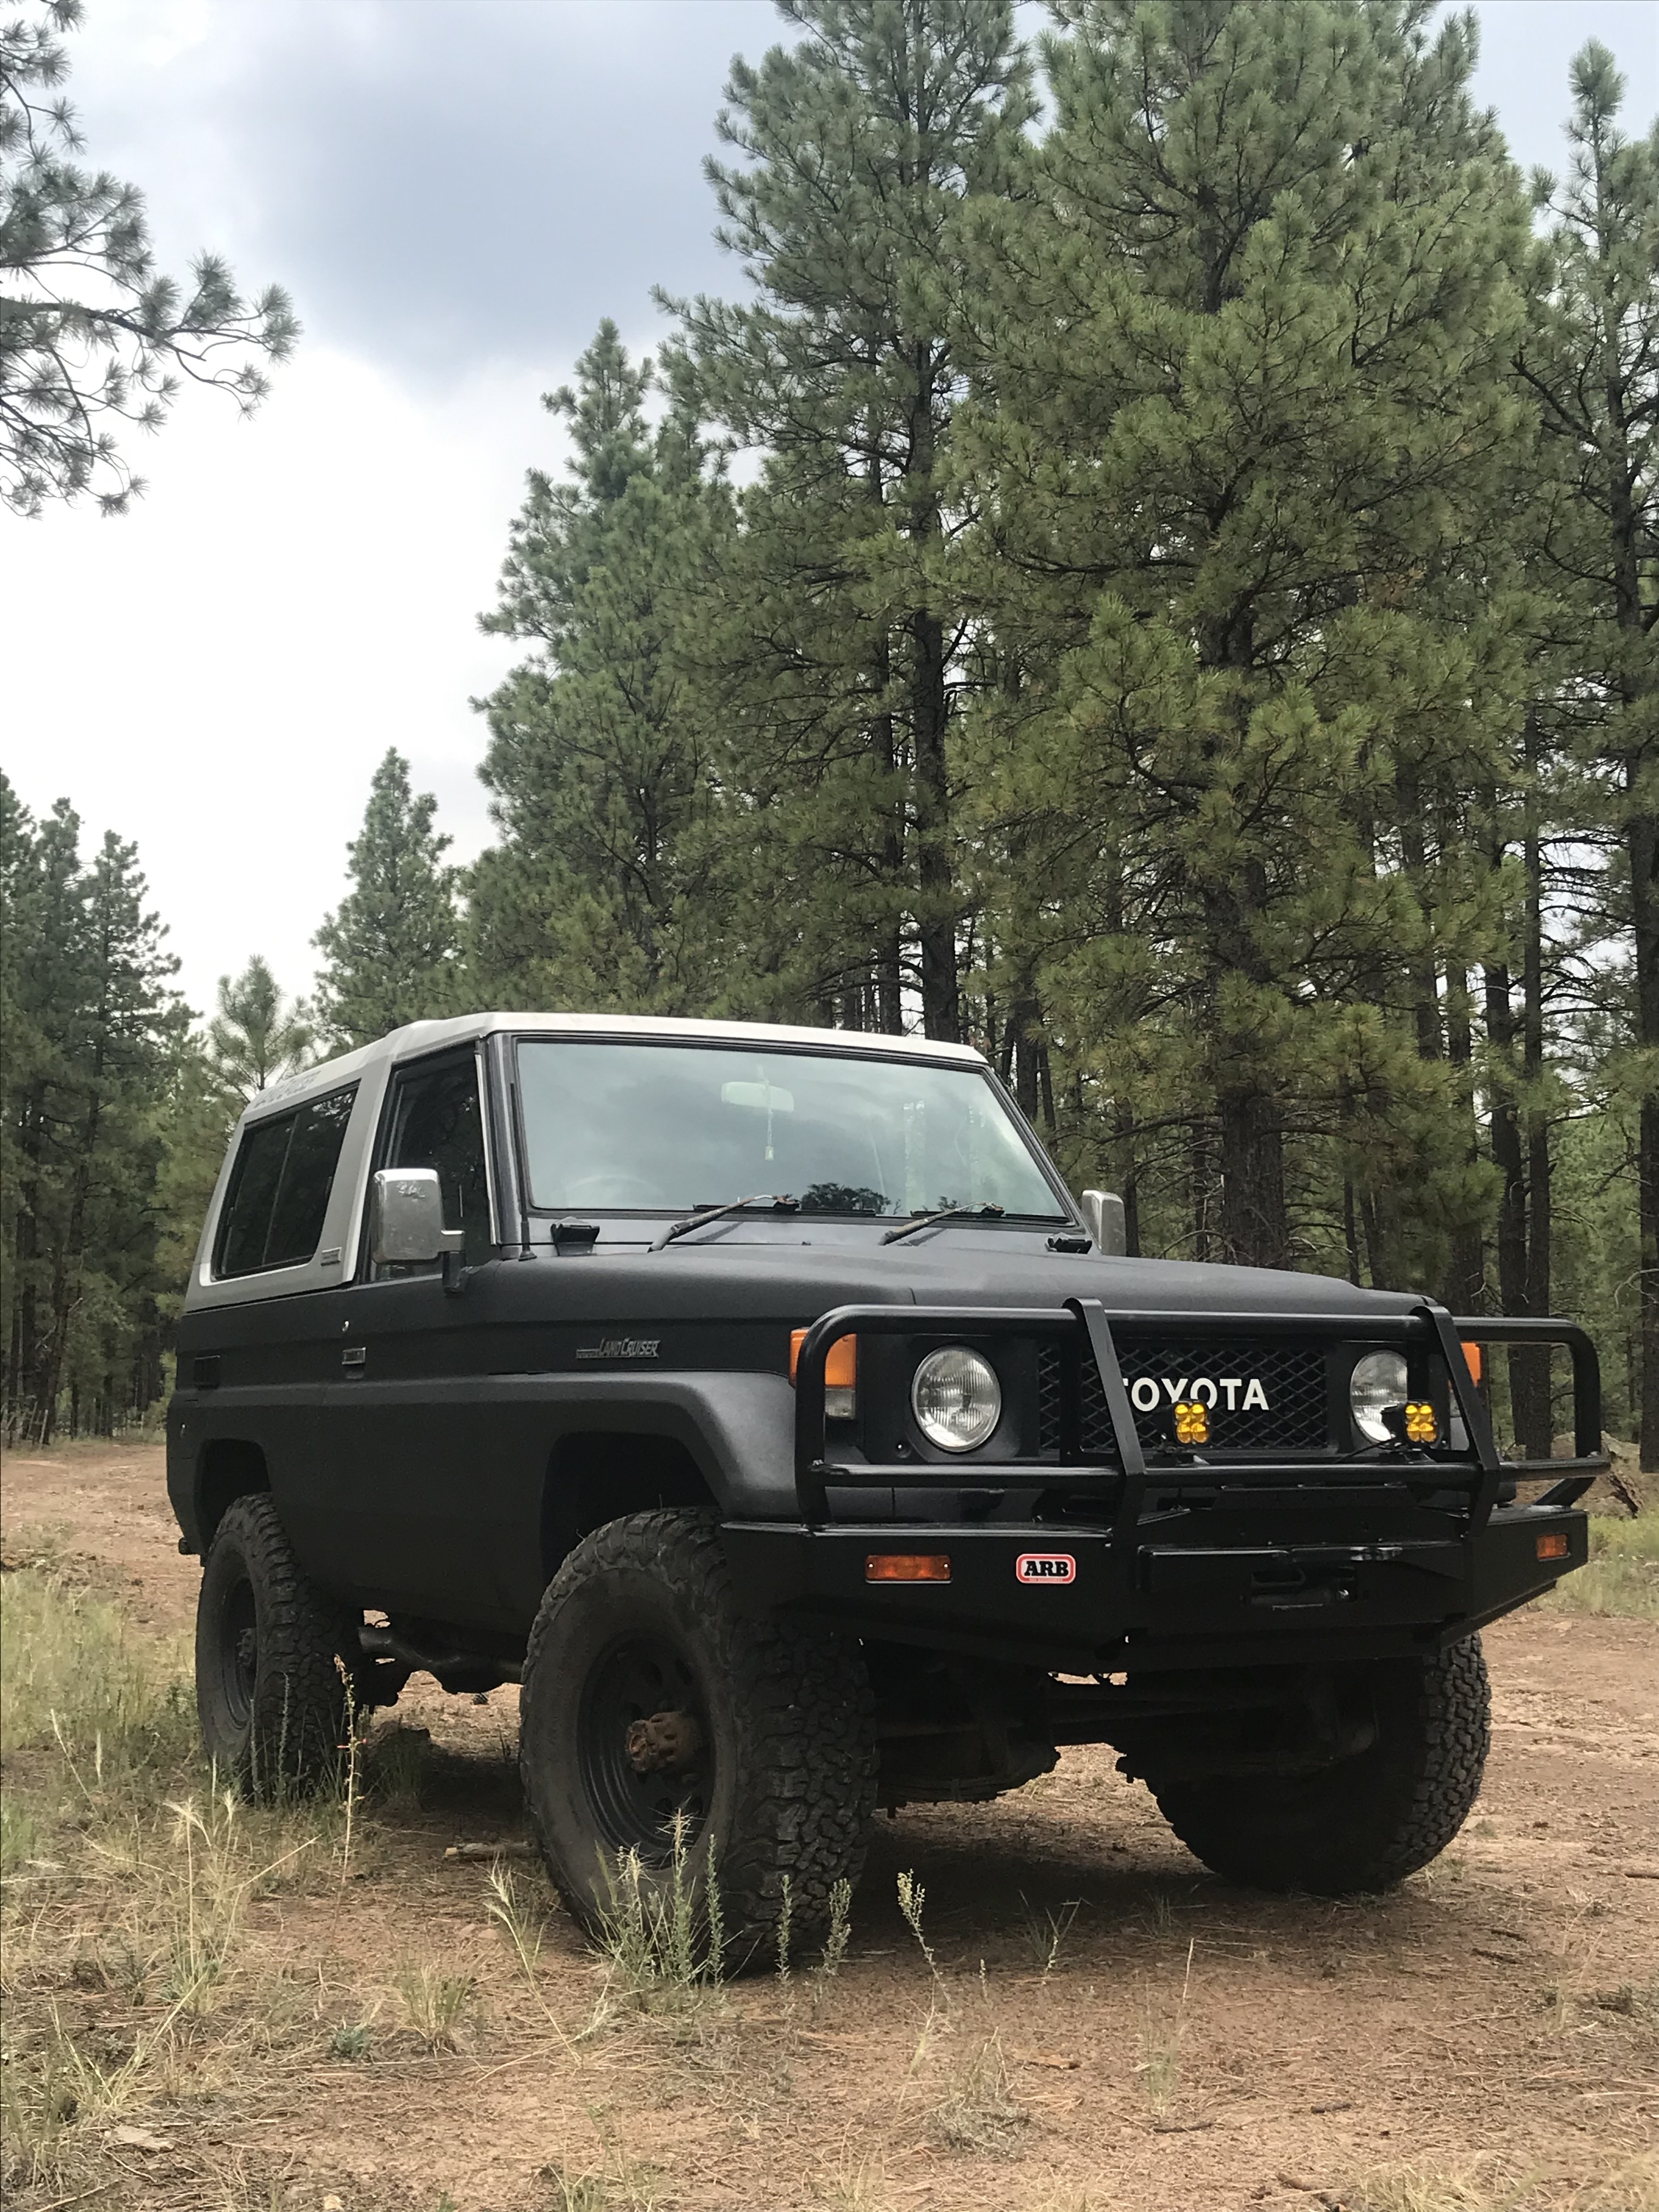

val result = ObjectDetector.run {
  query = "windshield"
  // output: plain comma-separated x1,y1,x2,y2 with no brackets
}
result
516,1040,1066,1220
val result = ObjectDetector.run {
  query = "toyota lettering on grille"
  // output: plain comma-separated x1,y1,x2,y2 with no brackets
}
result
1125,1374,1269,1414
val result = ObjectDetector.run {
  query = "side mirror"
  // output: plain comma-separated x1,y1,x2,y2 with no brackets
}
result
1080,1189,1127,1257
370,1169,461,1267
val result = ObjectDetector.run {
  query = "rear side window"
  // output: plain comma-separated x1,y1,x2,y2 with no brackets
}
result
215,1085,358,1278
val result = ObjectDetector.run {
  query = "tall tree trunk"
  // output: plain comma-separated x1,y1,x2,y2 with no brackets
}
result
1617,651,1658,1475
1441,963,1485,1311
1483,945,1533,1456
911,602,958,1041
1397,769,1442,1061
1002,964,1042,1121
1343,1178,1363,1287
1518,731,1553,1458
1599,276,1659,1470
904,334,958,1043
1199,607,1288,1269
868,472,906,1038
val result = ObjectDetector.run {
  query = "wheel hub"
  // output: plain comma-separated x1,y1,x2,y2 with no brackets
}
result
579,1636,712,1862
625,1709,705,1775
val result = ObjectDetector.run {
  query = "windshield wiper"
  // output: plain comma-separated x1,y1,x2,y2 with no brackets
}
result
880,1203,1004,1247
653,1193,799,1251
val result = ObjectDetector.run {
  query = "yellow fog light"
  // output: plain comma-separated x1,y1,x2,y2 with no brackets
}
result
1404,1401,1437,1444
1173,1400,1210,1446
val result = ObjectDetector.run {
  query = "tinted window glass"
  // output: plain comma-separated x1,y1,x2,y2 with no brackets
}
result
266,1086,357,1266
515,1042,1064,1219
214,1085,358,1278
216,1115,294,1276
384,1057,491,1265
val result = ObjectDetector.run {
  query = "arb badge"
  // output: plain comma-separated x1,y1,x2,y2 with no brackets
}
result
1015,1551,1076,1585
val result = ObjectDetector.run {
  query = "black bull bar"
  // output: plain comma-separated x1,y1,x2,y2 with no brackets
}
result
726,1300,1610,1668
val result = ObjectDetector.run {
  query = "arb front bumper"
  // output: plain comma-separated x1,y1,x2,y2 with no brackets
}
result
723,1299,1604,1672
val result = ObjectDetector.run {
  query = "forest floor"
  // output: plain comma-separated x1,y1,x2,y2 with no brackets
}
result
2,1441,1656,2212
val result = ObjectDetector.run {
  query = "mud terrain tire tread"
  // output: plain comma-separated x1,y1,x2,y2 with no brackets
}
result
1150,1638,1491,1895
519,1509,877,1951
196,1493,354,1795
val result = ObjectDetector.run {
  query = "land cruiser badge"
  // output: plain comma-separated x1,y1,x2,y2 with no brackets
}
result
576,1338,661,1362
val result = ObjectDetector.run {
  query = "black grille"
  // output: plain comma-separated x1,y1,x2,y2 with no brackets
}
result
1037,1339,1329,1455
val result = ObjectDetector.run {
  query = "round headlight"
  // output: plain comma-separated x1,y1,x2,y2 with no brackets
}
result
1350,1350,1408,1444
911,1346,1002,1452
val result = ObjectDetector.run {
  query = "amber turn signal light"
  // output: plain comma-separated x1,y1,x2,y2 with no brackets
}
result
1172,1400,1209,1446
865,1554,951,1583
1461,1341,1483,1386
1536,1531,1570,1561
789,1329,857,1419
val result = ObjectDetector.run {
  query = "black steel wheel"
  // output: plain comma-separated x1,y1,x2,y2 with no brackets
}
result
520,1509,877,1959
195,1493,357,1795
577,1632,714,1861
1148,1639,1491,1895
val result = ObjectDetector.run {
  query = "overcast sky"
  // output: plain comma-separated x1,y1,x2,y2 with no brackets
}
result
4,0,1656,1022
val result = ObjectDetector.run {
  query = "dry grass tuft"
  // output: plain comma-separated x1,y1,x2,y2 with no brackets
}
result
0,1566,346,2191
540,2134,664,2209
1346,2152,1659,2212
933,2028,1028,2156
1541,1514,1659,1621
1137,1936,1196,2121
393,1956,475,2052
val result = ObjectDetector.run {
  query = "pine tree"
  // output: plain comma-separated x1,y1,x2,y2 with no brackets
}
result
667,0,1034,1040
207,956,313,1097
1516,41,1658,1465
312,749,462,1049
1,780,189,1441
471,322,733,1013
0,1,296,513
957,0,1534,1270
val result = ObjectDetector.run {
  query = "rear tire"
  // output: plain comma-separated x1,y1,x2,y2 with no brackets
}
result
195,1494,357,1795
519,1510,877,1960
1148,1639,1491,1895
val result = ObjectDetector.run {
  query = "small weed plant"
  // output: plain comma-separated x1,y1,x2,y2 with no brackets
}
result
817,1876,853,1983
591,1819,725,2018
896,1868,943,1985
1018,1892,1082,1977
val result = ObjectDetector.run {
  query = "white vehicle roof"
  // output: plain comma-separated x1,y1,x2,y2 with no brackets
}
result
245,1011,989,1120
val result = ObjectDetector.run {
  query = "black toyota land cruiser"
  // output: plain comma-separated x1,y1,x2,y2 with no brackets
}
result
168,1012,1607,1946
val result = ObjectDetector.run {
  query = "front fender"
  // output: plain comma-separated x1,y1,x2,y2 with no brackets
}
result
506,1368,798,1517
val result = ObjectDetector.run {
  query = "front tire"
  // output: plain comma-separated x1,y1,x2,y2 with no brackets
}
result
519,1510,877,1957
195,1494,357,1795
1148,1639,1491,1895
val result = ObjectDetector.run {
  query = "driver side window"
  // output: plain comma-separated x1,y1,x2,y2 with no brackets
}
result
380,1053,492,1268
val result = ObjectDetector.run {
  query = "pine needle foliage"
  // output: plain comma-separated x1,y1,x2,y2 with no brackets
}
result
0,0,297,514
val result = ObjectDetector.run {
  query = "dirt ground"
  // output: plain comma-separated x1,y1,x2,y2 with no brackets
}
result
3,1440,1656,2212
